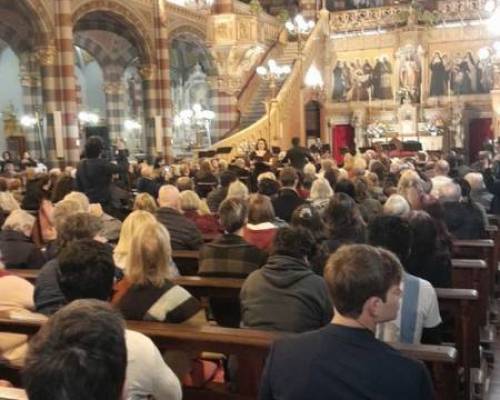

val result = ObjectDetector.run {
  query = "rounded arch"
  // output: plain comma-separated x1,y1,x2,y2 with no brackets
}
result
72,0,154,66
168,25,206,45
0,0,54,50
169,29,217,77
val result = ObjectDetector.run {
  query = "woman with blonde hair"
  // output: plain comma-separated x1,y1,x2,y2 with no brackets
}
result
133,192,158,214
113,210,156,270
112,220,201,324
180,190,220,234
309,178,333,215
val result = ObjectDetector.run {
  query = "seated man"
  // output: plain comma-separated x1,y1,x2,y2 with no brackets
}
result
259,245,433,400
199,197,267,278
271,167,305,222
368,215,442,344
241,226,333,333
24,299,127,400
57,239,182,400
199,197,267,327
156,185,203,250
438,181,485,240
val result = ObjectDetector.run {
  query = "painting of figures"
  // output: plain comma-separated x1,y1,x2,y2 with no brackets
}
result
396,45,422,102
331,56,393,102
429,50,493,96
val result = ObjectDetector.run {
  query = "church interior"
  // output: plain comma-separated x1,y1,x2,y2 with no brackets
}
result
2,0,500,400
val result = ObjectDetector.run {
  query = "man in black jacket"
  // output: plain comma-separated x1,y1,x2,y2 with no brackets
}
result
282,137,314,171
156,185,203,250
76,136,126,210
271,167,305,222
259,244,434,400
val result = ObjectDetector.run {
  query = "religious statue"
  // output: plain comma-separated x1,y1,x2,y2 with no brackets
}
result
396,45,422,102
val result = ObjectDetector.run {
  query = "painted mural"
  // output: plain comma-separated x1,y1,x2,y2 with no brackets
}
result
429,50,493,96
331,55,393,102
396,44,423,103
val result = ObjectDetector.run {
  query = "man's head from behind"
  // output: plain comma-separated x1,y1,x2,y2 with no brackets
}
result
58,239,115,302
291,137,300,147
219,197,248,234
279,167,298,188
158,185,181,209
324,244,402,323
23,299,126,400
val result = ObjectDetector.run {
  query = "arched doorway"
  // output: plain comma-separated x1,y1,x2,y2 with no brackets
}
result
73,2,155,157
0,0,53,161
169,32,217,153
305,100,321,146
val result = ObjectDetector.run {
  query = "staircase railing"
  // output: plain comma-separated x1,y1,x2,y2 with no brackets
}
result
211,11,328,156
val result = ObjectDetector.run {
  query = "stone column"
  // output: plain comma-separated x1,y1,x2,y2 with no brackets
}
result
54,0,79,164
153,0,172,160
19,53,43,159
38,45,59,164
139,64,157,157
103,81,126,144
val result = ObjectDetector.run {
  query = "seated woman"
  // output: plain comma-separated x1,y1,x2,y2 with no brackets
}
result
113,210,157,270
0,210,45,269
406,211,452,288
241,226,333,333
180,190,220,234
112,220,202,324
243,194,278,252
21,174,55,244
308,177,333,216
194,160,218,199
321,192,367,255
133,192,158,214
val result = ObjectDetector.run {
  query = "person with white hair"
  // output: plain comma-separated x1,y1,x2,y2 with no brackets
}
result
430,160,452,198
156,185,203,250
383,194,411,218
309,178,333,215
439,181,485,240
0,209,45,269
465,172,493,212
227,180,249,201
64,191,122,243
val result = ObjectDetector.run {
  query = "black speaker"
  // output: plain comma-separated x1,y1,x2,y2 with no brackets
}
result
402,141,422,152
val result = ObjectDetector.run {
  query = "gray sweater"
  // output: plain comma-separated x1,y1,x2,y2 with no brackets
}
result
240,254,333,333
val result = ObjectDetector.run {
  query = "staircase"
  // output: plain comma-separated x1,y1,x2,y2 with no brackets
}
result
238,41,300,130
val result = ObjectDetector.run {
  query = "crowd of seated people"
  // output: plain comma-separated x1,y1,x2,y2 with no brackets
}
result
0,135,500,399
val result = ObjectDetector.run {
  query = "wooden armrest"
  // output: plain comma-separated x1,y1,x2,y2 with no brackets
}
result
389,343,458,363
451,259,487,269
172,250,200,259
173,276,244,289
435,288,478,301
452,240,494,248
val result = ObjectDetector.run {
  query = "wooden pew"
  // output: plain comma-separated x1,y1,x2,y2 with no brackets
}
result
451,259,489,326
0,315,459,400
172,250,200,276
452,240,495,300
436,288,479,400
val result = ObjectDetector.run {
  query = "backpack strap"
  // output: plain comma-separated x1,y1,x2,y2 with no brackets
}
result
400,272,420,344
